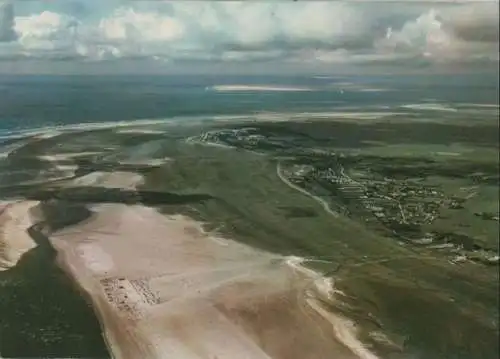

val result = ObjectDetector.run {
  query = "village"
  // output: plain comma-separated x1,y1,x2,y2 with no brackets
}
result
195,127,499,266
197,128,470,237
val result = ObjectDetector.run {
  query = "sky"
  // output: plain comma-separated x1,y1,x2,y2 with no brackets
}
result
0,0,498,74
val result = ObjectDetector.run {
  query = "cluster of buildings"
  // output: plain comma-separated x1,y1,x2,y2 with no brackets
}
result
198,129,497,257
100,277,159,319
284,161,449,238
284,159,499,265
197,128,264,147
362,181,445,225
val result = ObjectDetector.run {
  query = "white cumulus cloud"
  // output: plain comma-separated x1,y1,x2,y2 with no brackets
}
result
376,4,499,62
0,1,497,66
15,11,77,51
99,8,184,42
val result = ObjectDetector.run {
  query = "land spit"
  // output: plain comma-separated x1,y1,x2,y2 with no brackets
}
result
43,203,379,359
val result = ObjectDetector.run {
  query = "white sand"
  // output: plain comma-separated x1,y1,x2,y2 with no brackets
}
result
209,85,314,92
77,243,115,275
0,201,38,271
37,152,102,162
69,171,144,190
49,204,379,359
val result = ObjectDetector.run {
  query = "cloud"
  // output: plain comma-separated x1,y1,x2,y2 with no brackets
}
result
0,2,16,42
99,8,184,43
14,11,77,50
444,3,499,43
1,1,498,66
376,4,499,63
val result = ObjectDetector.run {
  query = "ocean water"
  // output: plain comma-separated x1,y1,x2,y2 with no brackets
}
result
0,73,498,134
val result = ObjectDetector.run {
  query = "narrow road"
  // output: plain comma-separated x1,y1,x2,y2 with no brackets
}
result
276,162,339,218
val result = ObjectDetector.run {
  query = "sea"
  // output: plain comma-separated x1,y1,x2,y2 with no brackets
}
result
0,73,498,137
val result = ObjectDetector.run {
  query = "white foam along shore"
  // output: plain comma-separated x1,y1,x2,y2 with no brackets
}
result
209,85,314,92
401,103,458,112
48,203,381,359
0,131,66,160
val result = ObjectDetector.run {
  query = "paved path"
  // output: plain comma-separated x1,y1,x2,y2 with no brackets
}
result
276,162,339,218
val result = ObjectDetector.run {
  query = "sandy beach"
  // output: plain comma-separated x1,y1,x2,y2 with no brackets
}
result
0,201,38,271
46,203,377,359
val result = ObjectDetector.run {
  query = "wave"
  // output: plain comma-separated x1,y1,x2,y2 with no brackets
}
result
401,103,458,112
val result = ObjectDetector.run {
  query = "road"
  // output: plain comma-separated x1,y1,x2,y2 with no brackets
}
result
276,162,339,218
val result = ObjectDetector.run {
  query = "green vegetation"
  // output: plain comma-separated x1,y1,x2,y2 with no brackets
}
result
0,116,498,359
0,224,109,358
152,118,498,359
